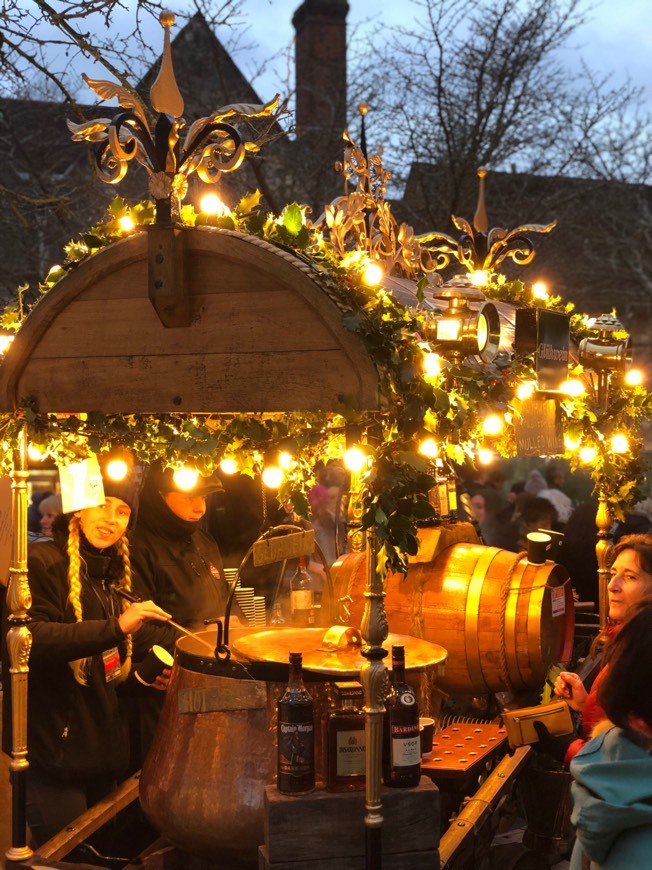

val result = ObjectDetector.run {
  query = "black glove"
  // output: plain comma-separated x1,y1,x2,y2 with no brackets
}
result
532,720,576,763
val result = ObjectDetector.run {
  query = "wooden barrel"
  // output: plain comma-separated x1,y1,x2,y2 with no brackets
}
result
332,535,574,694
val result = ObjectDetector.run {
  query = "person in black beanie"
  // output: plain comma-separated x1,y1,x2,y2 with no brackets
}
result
128,461,235,766
1,467,171,847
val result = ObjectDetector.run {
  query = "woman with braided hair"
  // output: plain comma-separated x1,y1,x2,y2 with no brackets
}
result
2,477,170,847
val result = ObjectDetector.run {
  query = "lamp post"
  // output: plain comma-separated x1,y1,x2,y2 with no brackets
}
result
578,313,633,626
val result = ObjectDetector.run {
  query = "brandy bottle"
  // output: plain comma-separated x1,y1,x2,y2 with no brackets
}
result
277,651,315,795
326,681,366,792
382,644,421,788
290,556,314,627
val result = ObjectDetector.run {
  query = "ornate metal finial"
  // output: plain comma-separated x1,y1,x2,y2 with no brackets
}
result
473,167,489,233
417,167,557,273
67,14,280,224
150,10,184,118
321,127,439,278
358,102,369,164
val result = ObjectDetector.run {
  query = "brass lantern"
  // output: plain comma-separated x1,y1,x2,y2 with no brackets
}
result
431,275,501,363
578,314,632,409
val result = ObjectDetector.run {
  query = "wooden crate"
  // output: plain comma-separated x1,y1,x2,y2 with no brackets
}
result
259,777,440,869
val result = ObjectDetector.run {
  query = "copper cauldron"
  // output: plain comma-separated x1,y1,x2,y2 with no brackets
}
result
139,627,446,867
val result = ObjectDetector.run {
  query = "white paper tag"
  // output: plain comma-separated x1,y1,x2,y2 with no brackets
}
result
551,585,566,617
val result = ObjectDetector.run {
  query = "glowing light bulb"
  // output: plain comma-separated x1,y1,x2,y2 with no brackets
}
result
532,281,548,300
611,434,629,454
278,451,292,470
564,435,581,451
220,457,238,475
560,379,586,397
625,369,643,387
516,381,536,401
344,447,366,473
262,465,284,489
363,260,383,287
477,448,495,466
0,334,15,355
27,443,48,462
200,193,229,216
579,445,597,464
418,437,439,459
423,352,442,378
482,414,503,436
470,270,489,287
118,215,135,232
105,458,128,481
173,467,200,490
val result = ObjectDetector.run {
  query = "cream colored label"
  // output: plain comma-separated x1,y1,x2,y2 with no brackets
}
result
336,730,366,776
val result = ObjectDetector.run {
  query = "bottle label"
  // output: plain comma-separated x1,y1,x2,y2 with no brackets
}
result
390,723,420,767
291,589,313,612
278,721,314,777
336,729,366,777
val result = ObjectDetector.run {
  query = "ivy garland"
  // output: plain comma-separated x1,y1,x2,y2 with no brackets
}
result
1,194,651,572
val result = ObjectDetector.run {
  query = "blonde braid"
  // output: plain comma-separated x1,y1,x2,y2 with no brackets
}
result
67,516,92,685
116,534,133,681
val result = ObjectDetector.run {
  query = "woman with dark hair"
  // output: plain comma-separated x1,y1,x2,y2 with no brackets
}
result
569,598,652,869
534,535,652,766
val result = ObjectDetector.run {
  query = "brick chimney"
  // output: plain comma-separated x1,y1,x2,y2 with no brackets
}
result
292,0,349,138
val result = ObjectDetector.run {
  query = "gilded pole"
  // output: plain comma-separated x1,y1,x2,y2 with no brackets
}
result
595,493,613,629
6,425,33,863
359,530,389,870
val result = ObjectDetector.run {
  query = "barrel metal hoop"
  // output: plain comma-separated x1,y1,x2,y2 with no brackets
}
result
465,547,499,690
498,551,527,693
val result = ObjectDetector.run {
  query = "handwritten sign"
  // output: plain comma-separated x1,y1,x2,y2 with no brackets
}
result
514,395,564,456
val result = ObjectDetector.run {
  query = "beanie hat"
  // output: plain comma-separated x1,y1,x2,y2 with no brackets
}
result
102,474,140,520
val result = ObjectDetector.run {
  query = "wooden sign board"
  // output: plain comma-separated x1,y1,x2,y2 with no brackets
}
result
514,395,564,456
253,529,315,567
0,476,12,587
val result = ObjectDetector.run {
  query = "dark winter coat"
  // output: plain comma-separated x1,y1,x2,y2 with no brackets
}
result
2,528,130,784
129,483,230,657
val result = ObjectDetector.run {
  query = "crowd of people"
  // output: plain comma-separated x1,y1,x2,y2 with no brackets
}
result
2,453,652,866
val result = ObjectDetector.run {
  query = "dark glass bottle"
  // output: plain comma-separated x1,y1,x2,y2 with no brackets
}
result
277,651,315,795
290,556,314,626
326,681,366,792
383,645,421,788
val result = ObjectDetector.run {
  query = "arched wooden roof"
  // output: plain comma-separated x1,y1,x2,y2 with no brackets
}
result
0,228,381,415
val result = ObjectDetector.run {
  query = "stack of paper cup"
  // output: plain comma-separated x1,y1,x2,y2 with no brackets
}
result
253,595,267,626
234,586,255,623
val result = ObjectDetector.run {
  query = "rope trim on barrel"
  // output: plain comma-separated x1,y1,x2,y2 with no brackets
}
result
498,550,527,694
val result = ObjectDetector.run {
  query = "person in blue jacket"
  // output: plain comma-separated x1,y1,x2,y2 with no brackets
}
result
569,596,652,869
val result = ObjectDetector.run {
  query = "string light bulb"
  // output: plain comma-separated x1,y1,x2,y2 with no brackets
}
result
482,414,503,436
560,379,586,397
278,451,293,470
200,193,230,216
611,434,629,454
344,446,366,473
362,260,383,287
477,447,495,466
516,381,536,401
418,437,439,459
173,467,200,491
118,215,135,232
579,445,597,464
27,443,48,462
105,458,129,481
531,281,548,300
262,465,284,489
220,457,238,475
625,369,643,387
422,351,442,379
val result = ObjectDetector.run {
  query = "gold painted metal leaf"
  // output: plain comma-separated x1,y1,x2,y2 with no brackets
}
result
81,74,149,128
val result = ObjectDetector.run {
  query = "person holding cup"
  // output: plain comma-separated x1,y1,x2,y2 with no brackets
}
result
1,461,171,847
533,534,652,767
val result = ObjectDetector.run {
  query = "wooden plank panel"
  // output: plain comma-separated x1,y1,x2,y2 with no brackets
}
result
30,291,343,358
16,349,375,413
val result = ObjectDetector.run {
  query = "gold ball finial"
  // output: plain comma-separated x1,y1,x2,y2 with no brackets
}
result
160,10,176,28
477,167,488,178
358,102,370,117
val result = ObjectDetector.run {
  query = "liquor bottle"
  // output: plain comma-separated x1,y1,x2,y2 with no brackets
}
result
382,645,421,788
277,651,315,795
270,601,286,626
290,556,314,627
326,681,366,792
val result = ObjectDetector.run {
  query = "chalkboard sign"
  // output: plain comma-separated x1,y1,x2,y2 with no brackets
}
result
514,395,564,456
